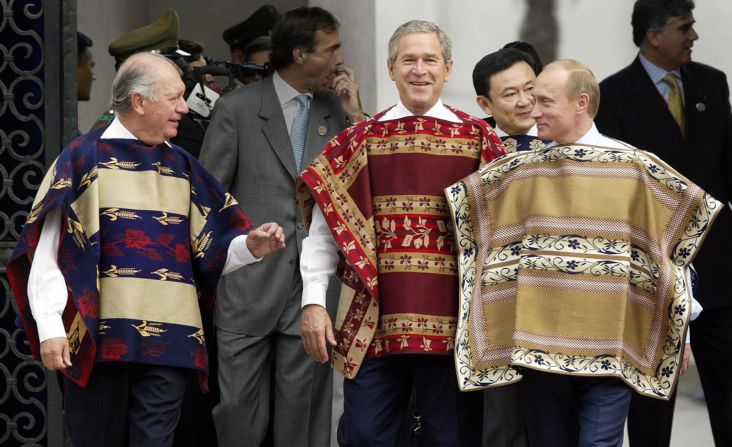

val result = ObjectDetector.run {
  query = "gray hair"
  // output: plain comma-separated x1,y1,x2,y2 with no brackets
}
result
110,53,177,114
387,20,452,64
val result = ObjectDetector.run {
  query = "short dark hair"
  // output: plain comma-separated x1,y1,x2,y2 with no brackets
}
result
472,47,540,98
631,0,695,47
244,35,272,62
502,41,543,74
269,6,339,70
77,31,93,64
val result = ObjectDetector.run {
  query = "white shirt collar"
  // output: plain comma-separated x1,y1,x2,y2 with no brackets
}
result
101,117,137,140
573,122,602,145
638,52,683,85
100,117,172,147
380,99,460,122
546,122,600,147
272,71,312,105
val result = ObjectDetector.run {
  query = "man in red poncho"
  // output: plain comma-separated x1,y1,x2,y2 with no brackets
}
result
298,20,505,446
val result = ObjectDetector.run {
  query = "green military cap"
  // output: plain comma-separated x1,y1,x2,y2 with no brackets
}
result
109,9,189,61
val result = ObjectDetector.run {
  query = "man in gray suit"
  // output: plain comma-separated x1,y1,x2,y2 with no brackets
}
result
199,7,365,447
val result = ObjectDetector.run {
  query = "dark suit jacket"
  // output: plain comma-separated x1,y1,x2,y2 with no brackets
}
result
199,76,347,334
597,56,732,309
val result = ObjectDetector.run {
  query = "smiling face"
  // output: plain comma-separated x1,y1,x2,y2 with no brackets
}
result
133,61,188,145
530,65,579,144
646,14,698,70
388,32,452,116
478,61,536,135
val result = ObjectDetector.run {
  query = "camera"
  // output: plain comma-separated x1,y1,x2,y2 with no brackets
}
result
183,59,272,120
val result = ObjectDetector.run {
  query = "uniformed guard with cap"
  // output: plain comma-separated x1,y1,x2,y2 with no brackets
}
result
90,9,189,131
222,4,279,63
109,9,189,68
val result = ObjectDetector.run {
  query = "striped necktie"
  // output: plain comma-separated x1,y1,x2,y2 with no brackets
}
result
663,74,685,137
290,94,311,172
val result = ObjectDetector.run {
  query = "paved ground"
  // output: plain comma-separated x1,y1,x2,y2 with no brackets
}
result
623,364,714,446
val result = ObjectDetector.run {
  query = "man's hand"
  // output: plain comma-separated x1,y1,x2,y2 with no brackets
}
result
246,222,286,258
40,337,72,371
331,67,365,123
679,343,693,375
301,304,336,363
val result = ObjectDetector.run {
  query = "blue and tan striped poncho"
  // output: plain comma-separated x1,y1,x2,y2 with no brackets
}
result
9,127,251,390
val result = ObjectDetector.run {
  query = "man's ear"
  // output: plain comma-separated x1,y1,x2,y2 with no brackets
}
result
645,30,662,50
293,47,305,64
444,59,453,83
476,95,493,116
130,92,145,115
387,59,395,81
576,92,590,115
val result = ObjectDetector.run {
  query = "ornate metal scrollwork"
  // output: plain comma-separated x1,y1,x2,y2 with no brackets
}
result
1,0,68,445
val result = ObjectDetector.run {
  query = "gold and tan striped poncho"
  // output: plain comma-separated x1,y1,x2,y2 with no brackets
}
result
446,143,722,399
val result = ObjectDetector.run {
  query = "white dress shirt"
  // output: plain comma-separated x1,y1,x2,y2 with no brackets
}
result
638,52,684,103
28,118,258,342
272,71,313,136
300,100,459,309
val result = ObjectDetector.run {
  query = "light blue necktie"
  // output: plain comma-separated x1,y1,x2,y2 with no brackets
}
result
290,94,310,172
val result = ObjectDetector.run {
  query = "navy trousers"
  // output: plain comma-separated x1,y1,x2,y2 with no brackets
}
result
337,354,482,447
519,368,632,447
63,362,188,447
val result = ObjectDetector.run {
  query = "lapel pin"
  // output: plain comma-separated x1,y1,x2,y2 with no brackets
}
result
696,102,706,112
318,125,327,136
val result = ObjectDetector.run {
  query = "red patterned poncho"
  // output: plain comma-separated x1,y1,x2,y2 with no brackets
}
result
298,106,505,378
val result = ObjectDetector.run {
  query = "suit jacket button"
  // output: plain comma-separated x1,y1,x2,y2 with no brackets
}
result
297,223,304,230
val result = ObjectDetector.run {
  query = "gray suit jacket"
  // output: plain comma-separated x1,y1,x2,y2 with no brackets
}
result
199,76,348,335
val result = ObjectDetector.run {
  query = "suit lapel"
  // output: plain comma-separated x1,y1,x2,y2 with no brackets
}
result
627,58,685,143
259,78,299,180
681,64,707,139
302,94,333,167
680,64,706,170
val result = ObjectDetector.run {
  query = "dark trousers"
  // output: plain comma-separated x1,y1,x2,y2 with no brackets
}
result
691,306,732,446
173,335,219,447
63,362,188,447
519,369,632,447
338,355,482,447
626,390,677,447
483,383,527,447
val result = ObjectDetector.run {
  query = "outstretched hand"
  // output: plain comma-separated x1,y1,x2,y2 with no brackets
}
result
245,222,286,258
331,66,365,124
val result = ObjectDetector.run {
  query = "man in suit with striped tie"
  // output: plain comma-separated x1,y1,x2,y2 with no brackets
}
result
596,1,732,445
